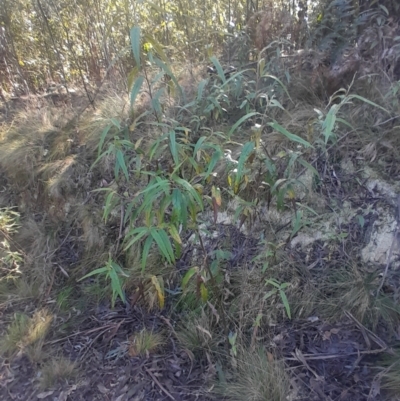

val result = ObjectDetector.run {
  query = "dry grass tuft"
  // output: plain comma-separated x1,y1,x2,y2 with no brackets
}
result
214,347,289,401
15,219,55,289
128,329,165,357
78,92,130,153
379,348,400,394
0,106,69,188
0,308,53,357
39,357,77,389
176,310,220,353
290,263,400,330
78,207,106,251
229,265,292,334
2,277,41,301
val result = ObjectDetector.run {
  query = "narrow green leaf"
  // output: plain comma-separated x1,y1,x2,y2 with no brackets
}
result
279,289,291,319
297,158,319,177
322,106,338,144
221,70,248,88
263,289,277,299
151,228,174,263
262,74,293,103
127,66,140,91
158,229,175,262
98,124,112,156
130,76,144,107
111,261,129,277
136,178,170,197
197,80,208,101
103,191,116,222
152,57,184,101
78,266,109,281
116,149,129,181
124,227,149,250
235,142,254,189
142,235,154,271
180,193,188,229
265,278,280,288
169,131,179,166
110,118,121,129
336,117,354,129
182,266,198,289
172,188,181,214
91,147,112,170
347,94,389,113
269,122,313,148
172,176,203,210
228,112,258,137
130,26,141,69
109,268,126,306
277,185,289,211
210,56,226,83
204,149,222,179
193,136,207,156
188,157,200,173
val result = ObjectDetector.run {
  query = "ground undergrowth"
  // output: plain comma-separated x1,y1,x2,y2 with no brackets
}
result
1,26,400,401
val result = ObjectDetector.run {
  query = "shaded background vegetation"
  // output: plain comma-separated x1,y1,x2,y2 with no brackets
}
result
1,0,399,96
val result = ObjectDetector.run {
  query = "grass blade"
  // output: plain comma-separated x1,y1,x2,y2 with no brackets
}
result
228,112,258,137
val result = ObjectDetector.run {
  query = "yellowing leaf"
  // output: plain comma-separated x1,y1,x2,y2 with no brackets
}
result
200,283,208,303
151,275,165,309
287,188,296,200
134,137,143,150
168,225,182,245
211,185,222,224
211,186,222,206
193,183,204,195
127,66,140,91
182,267,198,289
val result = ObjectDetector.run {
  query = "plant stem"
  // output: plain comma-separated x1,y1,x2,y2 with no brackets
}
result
197,229,229,351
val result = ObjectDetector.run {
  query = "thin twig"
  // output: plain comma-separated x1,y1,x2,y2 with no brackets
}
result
373,115,400,127
197,229,229,351
345,310,387,350
376,195,400,296
46,323,120,345
284,347,386,361
145,367,176,401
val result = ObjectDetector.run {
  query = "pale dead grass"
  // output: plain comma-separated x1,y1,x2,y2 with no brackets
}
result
214,346,289,401
78,91,130,152
0,106,68,187
39,357,77,389
128,329,165,357
289,261,400,330
176,309,221,354
0,308,53,357
15,219,54,288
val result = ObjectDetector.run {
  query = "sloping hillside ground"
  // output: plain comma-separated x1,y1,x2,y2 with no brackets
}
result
1,28,400,401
